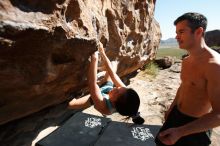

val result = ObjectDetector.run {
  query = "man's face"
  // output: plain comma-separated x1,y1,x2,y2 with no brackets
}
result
175,20,195,50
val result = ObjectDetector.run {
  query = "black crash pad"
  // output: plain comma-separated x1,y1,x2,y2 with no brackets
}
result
95,121,160,146
36,112,161,146
36,112,111,146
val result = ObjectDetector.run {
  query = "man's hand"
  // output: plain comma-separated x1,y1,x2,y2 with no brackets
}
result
158,128,182,145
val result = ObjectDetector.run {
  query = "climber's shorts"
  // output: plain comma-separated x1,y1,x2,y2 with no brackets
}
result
89,81,114,105
100,81,114,95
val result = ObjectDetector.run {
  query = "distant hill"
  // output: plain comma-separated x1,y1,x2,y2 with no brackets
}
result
159,38,178,48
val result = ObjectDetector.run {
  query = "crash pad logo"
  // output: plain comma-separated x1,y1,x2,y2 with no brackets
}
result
131,127,154,141
85,117,102,128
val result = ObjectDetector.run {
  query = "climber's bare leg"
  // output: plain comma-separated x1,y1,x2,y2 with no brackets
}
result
68,96,92,109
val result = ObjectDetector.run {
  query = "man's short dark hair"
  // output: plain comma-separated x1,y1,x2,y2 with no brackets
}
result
174,12,207,36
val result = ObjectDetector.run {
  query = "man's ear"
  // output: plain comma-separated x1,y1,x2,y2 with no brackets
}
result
195,27,204,37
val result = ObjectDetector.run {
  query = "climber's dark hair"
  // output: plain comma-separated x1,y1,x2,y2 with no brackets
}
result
174,12,207,36
115,88,145,124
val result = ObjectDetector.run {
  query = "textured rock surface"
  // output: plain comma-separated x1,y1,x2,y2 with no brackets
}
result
0,0,161,124
205,29,220,47
155,56,175,69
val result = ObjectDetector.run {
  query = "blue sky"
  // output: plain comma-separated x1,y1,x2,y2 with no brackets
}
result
154,0,220,40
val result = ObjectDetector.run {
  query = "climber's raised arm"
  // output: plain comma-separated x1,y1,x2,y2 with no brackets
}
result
98,43,125,88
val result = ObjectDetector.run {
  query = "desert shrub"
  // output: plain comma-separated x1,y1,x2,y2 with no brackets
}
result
143,61,159,78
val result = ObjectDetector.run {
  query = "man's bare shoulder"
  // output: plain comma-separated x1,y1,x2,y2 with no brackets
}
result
181,55,190,64
205,48,220,78
207,48,220,65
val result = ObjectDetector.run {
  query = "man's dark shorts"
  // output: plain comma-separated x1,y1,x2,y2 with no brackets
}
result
155,105,212,146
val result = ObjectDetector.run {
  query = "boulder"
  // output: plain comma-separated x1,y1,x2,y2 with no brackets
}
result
155,56,174,69
205,29,220,47
0,0,161,124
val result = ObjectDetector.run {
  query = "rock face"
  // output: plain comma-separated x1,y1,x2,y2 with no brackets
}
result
205,29,220,47
155,56,175,69
0,0,161,124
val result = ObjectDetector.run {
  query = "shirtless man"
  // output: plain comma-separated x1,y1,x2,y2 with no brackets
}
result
155,12,220,146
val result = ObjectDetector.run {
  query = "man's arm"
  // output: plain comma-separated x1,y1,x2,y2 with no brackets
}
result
88,52,109,114
98,43,125,87
165,84,181,120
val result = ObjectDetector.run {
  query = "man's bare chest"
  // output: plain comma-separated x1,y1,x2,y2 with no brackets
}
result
181,62,207,90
